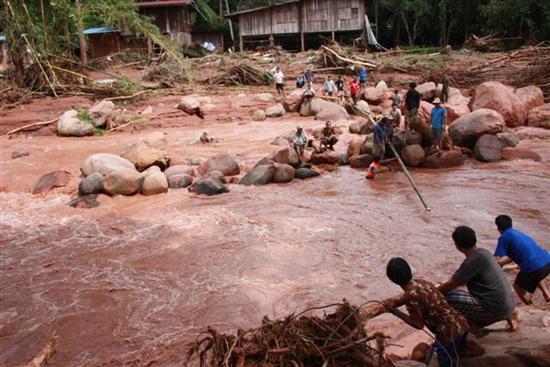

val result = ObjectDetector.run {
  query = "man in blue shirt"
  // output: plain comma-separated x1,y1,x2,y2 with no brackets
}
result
494,215,550,305
372,116,392,159
358,67,368,89
430,98,446,154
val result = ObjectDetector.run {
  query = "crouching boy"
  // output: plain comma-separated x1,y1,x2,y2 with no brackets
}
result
383,257,484,367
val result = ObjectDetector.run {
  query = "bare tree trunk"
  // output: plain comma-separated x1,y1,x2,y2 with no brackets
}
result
401,10,413,46
75,0,88,66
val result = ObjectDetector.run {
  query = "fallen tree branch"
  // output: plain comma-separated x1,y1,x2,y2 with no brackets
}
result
24,338,56,367
321,45,378,68
6,118,58,135
102,90,151,102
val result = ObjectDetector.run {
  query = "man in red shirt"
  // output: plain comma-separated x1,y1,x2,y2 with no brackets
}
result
348,77,360,104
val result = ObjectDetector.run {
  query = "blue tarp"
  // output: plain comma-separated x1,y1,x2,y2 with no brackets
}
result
0,35,6,42
83,27,119,35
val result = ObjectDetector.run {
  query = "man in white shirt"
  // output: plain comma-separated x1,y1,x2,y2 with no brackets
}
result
272,66,285,96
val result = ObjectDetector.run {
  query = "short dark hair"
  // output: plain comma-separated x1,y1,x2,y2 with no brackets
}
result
410,82,417,89
495,215,513,232
452,226,477,249
386,257,412,286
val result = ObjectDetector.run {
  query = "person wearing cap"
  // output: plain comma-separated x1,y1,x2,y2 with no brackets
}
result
292,126,309,161
372,116,392,159
383,257,485,367
320,121,338,151
430,98,447,154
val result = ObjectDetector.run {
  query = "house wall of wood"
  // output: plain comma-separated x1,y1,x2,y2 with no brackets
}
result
140,5,192,46
237,0,366,37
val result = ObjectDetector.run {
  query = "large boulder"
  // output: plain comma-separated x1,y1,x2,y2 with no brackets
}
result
364,87,386,105
197,153,240,176
102,169,144,195
81,153,136,177
251,109,266,121
176,95,201,114
501,148,542,162
164,165,195,178
393,130,423,146
141,171,168,196
469,81,527,127
416,82,437,100
79,172,105,195
32,170,71,195
121,139,170,172
355,100,371,115
254,93,275,103
88,100,117,128
274,147,299,167
527,104,550,129
446,95,471,124
272,164,295,183
449,109,505,148
418,101,434,124
57,110,94,137
295,167,320,180
515,86,544,113
190,178,229,196
283,89,304,112
497,132,519,148
422,150,465,169
300,98,324,116
167,174,193,189
310,151,340,165
203,170,226,183
348,140,363,157
402,145,426,167
239,162,276,186
265,103,286,118
314,100,349,121
349,154,374,169
473,134,502,162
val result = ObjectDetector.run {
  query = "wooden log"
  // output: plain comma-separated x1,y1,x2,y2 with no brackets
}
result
321,45,378,68
6,118,58,135
359,293,409,321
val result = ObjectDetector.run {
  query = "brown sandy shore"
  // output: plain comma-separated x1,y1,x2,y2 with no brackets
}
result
1,91,549,366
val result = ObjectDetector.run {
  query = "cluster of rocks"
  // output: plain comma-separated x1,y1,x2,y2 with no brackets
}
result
57,100,123,137
74,133,240,201
239,146,321,186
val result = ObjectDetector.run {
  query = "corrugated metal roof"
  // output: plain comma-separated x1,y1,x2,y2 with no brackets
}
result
136,0,193,7
83,27,119,35
226,0,300,18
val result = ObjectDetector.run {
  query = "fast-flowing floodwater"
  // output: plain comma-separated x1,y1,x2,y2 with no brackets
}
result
1,105,549,366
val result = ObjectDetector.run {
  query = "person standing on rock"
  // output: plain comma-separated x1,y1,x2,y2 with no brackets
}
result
441,76,450,103
493,215,550,305
324,76,335,97
272,66,285,96
293,126,309,162
404,83,421,130
320,121,338,151
372,117,391,159
358,67,368,90
392,89,401,106
304,68,315,86
438,226,518,336
348,77,361,104
430,98,447,154
383,257,485,367
335,76,345,102
390,103,403,129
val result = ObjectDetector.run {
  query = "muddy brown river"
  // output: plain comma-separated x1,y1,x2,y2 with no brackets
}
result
1,96,549,366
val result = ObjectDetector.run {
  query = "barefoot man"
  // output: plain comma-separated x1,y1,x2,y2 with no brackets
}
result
438,226,518,335
494,215,550,305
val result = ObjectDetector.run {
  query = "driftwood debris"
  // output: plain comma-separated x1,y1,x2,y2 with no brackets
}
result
187,295,408,367
6,118,58,135
318,45,378,69
25,339,56,367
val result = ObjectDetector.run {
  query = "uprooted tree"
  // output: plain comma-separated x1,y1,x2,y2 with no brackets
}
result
0,0,190,90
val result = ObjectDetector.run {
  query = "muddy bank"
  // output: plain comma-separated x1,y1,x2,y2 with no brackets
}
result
1,110,549,365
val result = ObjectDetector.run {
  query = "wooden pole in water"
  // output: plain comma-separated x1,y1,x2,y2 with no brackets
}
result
388,143,431,211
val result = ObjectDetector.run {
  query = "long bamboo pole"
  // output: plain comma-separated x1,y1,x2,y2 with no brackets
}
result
388,143,431,211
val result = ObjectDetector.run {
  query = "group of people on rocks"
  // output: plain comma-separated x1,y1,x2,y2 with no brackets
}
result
291,121,338,162
384,216,550,366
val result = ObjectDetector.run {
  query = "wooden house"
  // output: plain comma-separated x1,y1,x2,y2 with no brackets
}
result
227,0,368,51
136,0,194,47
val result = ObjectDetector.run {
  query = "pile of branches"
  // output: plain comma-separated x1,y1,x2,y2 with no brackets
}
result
0,86,32,110
187,302,389,367
464,34,524,52
209,62,273,86
143,60,191,87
